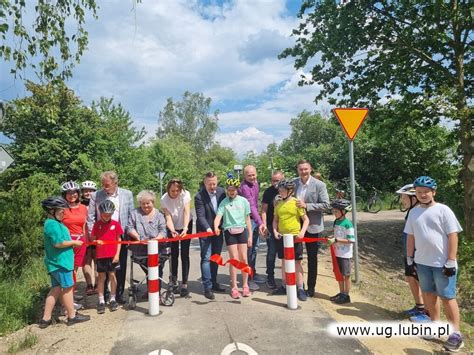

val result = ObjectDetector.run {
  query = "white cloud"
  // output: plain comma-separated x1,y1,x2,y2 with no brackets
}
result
216,127,280,156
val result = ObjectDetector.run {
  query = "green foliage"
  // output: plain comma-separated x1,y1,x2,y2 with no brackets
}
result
0,0,98,81
0,174,59,273
0,257,49,335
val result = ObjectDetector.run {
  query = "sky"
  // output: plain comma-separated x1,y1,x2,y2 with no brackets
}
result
0,0,330,156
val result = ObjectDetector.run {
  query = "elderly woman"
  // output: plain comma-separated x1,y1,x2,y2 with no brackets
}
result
161,179,193,297
127,190,167,256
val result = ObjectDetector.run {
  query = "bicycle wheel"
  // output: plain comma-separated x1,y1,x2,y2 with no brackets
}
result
367,197,382,213
399,201,408,212
354,196,364,212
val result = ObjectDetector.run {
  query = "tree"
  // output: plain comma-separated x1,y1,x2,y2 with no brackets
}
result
157,91,219,155
0,0,97,81
280,1,473,238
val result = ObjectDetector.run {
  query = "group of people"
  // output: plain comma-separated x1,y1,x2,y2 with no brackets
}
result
37,164,464,352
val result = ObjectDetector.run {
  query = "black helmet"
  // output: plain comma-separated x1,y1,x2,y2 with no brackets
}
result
277,179,295,191
41,196,68,211
99,199,116,214
331,199,351,212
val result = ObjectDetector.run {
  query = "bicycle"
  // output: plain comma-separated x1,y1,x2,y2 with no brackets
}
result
366,187,382,213
390,194,408,212
324,189,364,214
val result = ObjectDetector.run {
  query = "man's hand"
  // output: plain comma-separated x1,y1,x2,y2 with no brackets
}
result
442,259,457,277
296,199,306,209
258,223,267,236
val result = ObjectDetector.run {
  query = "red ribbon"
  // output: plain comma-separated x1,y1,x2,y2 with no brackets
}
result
210,254,253,277
85,231,215,246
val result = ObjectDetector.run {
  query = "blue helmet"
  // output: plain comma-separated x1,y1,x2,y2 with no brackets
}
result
413,176,437,190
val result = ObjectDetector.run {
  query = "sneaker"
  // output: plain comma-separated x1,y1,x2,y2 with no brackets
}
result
73,293,83,302
242,286,251,297
297,288,307,301
329,293,342,302
73,302,83,310
231,287,240,299
444,332,464,352
272,285,286,295
404,306,425,317
248,280,260,291
409,313,431,323
306,289,315,298
109,300,118,312
334,294,351,304
170,281,180,295
86,286,94,296
67,312,90,326
266,277,277,289
180,288,189,297
97,302,106,314
253,274,266,284
38,319,52,329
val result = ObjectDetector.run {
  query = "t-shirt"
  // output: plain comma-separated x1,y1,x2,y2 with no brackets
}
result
404,203,462,267
62,204,88,237
43,218,74,273
262,185,279,228
274,197,306,235
92,219,124,259
217,195,250,231
333,218,355,258
160,190,191,230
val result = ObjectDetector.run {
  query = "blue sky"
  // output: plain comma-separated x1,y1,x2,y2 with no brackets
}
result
0,0,329,155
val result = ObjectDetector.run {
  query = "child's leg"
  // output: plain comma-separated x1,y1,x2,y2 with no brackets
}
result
109,271,117,300
423,292,440,320
97,272,106,302
295,260,304,288
442,298,461,332
42,286,61,321
338,280,344,293
343,276,351,294
227,244,238,289
83,248,94,288
60,286,75,319
237,243,249,288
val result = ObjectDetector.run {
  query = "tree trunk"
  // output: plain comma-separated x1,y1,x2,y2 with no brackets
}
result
460,114,473,240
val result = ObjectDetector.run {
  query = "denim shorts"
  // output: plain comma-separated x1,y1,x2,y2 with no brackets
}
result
50,269,74,289
416,263,457,299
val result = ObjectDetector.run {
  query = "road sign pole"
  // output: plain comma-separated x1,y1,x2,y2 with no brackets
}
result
349,140,360,284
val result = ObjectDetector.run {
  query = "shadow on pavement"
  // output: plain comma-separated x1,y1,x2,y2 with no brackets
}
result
336,301,400,320
252,297,287,309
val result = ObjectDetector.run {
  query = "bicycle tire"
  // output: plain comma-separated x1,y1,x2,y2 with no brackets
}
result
399,202,408,212
367,198,382,213
354,196,364,212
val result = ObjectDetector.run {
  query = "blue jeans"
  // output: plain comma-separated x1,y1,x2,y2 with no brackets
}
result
416,263,457,299
247,220,260,276
265,232,277,279
199,233,224,290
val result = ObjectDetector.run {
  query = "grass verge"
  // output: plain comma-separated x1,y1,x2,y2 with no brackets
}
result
7,332,38,353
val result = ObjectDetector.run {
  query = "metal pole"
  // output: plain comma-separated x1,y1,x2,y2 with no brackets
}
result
160,177,163,198
349,140,360,284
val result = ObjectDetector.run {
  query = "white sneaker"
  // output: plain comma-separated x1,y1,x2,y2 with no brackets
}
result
248,280,260,291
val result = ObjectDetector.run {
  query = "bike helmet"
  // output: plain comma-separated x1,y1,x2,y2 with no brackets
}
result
225,173,240,188
41,196,68,212
61,180,80,193
331,199,352,212
98,199,116,214
81,180,97,191
413,176,437,190
277,179,295,191
396,184,416,196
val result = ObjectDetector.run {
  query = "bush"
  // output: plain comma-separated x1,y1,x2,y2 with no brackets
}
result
0,257,49,335
0,173,59,275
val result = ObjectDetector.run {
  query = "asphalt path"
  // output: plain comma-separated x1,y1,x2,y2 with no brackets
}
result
109,237,369,355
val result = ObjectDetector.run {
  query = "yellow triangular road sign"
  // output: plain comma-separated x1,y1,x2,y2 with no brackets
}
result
333,108,369,141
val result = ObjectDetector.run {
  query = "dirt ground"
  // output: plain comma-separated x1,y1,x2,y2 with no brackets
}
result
1,210,472,354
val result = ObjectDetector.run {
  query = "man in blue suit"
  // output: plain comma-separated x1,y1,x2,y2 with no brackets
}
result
195,172,226,300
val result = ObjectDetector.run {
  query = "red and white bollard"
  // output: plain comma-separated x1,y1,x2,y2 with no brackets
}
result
283,234,297,310
147,240,160,316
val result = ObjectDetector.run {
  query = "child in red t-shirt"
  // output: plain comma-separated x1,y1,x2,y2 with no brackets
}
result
91,200,123,313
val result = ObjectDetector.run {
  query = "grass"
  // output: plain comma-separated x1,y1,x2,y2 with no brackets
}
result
0,257,49,336
7,332,38,353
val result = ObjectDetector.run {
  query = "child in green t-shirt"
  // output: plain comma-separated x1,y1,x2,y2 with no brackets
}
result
38,197,90,328
328,199,355,304
272,180,309,301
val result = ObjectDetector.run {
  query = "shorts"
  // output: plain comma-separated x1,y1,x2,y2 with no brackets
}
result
50,269,74,288
96,257,120,273
224,229,248,246
416,264,457,299
72,236,87,268
403,257,419,280
336,257,352,276
276,236,304,261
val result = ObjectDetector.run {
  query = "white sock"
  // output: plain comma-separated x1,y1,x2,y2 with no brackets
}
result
99,296,105,304
110,294,116,302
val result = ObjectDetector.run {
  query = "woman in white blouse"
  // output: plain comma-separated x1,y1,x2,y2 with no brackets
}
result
160,179,193,297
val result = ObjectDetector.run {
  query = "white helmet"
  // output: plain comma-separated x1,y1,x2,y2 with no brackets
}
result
61,180,81,193
396,184,416,196
81,180,97,191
